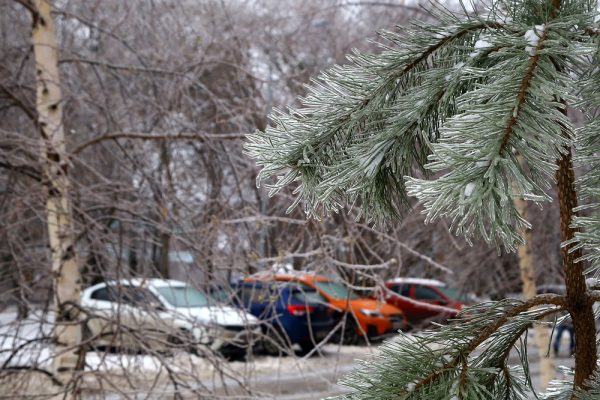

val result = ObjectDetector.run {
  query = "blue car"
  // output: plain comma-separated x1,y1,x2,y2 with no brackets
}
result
234,279,335,354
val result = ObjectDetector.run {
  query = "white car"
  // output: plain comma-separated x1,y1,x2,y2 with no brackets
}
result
80,279,261,357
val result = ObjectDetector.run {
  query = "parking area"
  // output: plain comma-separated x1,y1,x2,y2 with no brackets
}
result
0,307,383,399
0,307,578,399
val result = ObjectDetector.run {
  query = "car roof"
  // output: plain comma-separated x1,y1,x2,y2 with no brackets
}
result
85,278,190,291
387,277,447,287
244,271,332,285
244,270,331,284
537,284,566,294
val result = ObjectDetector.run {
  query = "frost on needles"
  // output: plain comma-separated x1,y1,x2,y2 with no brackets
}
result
245,0,600,398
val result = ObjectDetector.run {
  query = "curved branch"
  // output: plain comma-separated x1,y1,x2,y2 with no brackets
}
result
357,223,454,274
353,21,506,113
0,83,37,122
291,20,507,154
13,0,40,27
413,293,566,392
498,28,549,155
0,366,62,387
0,161,41,181
0,335,53,370
71,132,246,154
318,1,432,19
397,21,503,80
588,290,600,303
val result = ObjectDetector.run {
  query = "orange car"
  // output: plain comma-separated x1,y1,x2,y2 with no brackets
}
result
271,273,406,344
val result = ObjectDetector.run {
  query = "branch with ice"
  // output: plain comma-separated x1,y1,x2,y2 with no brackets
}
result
464,182,476,197
524,24,545,56
358,140,392,177
469,36,493,58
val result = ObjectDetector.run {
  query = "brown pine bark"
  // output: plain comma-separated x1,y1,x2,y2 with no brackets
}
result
31,0,81,394
556,149,597,390
548,0,596,389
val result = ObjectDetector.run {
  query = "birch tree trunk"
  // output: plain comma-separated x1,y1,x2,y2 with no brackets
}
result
514,194,555,389
31,0,82,394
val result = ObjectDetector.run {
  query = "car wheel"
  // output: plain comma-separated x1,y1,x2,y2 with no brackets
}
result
298,339,316,354
342,319,363,345
262,327,287,356
168,329,198,355
81,322,95,352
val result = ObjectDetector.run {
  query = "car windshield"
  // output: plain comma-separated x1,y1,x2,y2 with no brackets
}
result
156,286,209,308
292,285,327,304
209,286,232,303
315,281,359,300
437,287,473,303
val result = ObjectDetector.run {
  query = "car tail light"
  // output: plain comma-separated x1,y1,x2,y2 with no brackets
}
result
287,304,315,316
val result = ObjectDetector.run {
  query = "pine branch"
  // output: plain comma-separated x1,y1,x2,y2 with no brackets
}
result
246,16,509,222
413,295,565,392
339,295,565,399
568,39,600,278
498,26,550,155
246,2,600,397
405,19,578,251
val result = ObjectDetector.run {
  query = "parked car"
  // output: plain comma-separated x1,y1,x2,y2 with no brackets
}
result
381,278,476,328
535,283,600,330
263,272,406,344
235,279,335,354
80,279,261,357
536,284,566,295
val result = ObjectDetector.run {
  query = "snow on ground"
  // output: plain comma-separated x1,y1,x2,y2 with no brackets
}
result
78,344,375,399
0,309,579,399
0,308,54,368
0,309,378,398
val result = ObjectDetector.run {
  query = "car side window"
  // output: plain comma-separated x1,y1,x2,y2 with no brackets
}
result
91,287,115,301
291,284,326,304
391,284,410,297
415,285,441,300
123,287,163,308
399,285,410,297
239,285,269,306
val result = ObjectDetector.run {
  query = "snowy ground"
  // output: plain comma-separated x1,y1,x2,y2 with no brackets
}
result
0,309,578,399
78,344,369,399
0,308,376,399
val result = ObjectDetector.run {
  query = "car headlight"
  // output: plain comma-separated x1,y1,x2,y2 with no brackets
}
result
360,308,384,318
192,327,204,340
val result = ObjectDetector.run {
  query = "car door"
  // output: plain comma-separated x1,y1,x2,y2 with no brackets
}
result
291,283,332,341
85,284,135,346
238,283,272,322
85,285,117,343
121,286,170,348
412,285,447,322
386,284,418,322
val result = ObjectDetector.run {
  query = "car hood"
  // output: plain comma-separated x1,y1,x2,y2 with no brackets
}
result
330,298,403,315
170,305,259,327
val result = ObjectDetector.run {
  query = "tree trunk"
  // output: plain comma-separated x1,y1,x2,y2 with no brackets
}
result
16,266,32,320
158,223,170,278
547,0,596,388
514,192,555,389
128,244,139,275
556,148,597,390
156,142,170,278
31,0,81,394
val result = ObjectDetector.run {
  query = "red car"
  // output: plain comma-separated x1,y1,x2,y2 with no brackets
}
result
380,278,476,329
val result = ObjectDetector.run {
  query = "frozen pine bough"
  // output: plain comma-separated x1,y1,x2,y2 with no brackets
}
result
246,0,600,398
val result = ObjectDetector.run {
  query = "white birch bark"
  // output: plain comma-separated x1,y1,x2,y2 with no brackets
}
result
514,186,555,389
31,0,81,394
